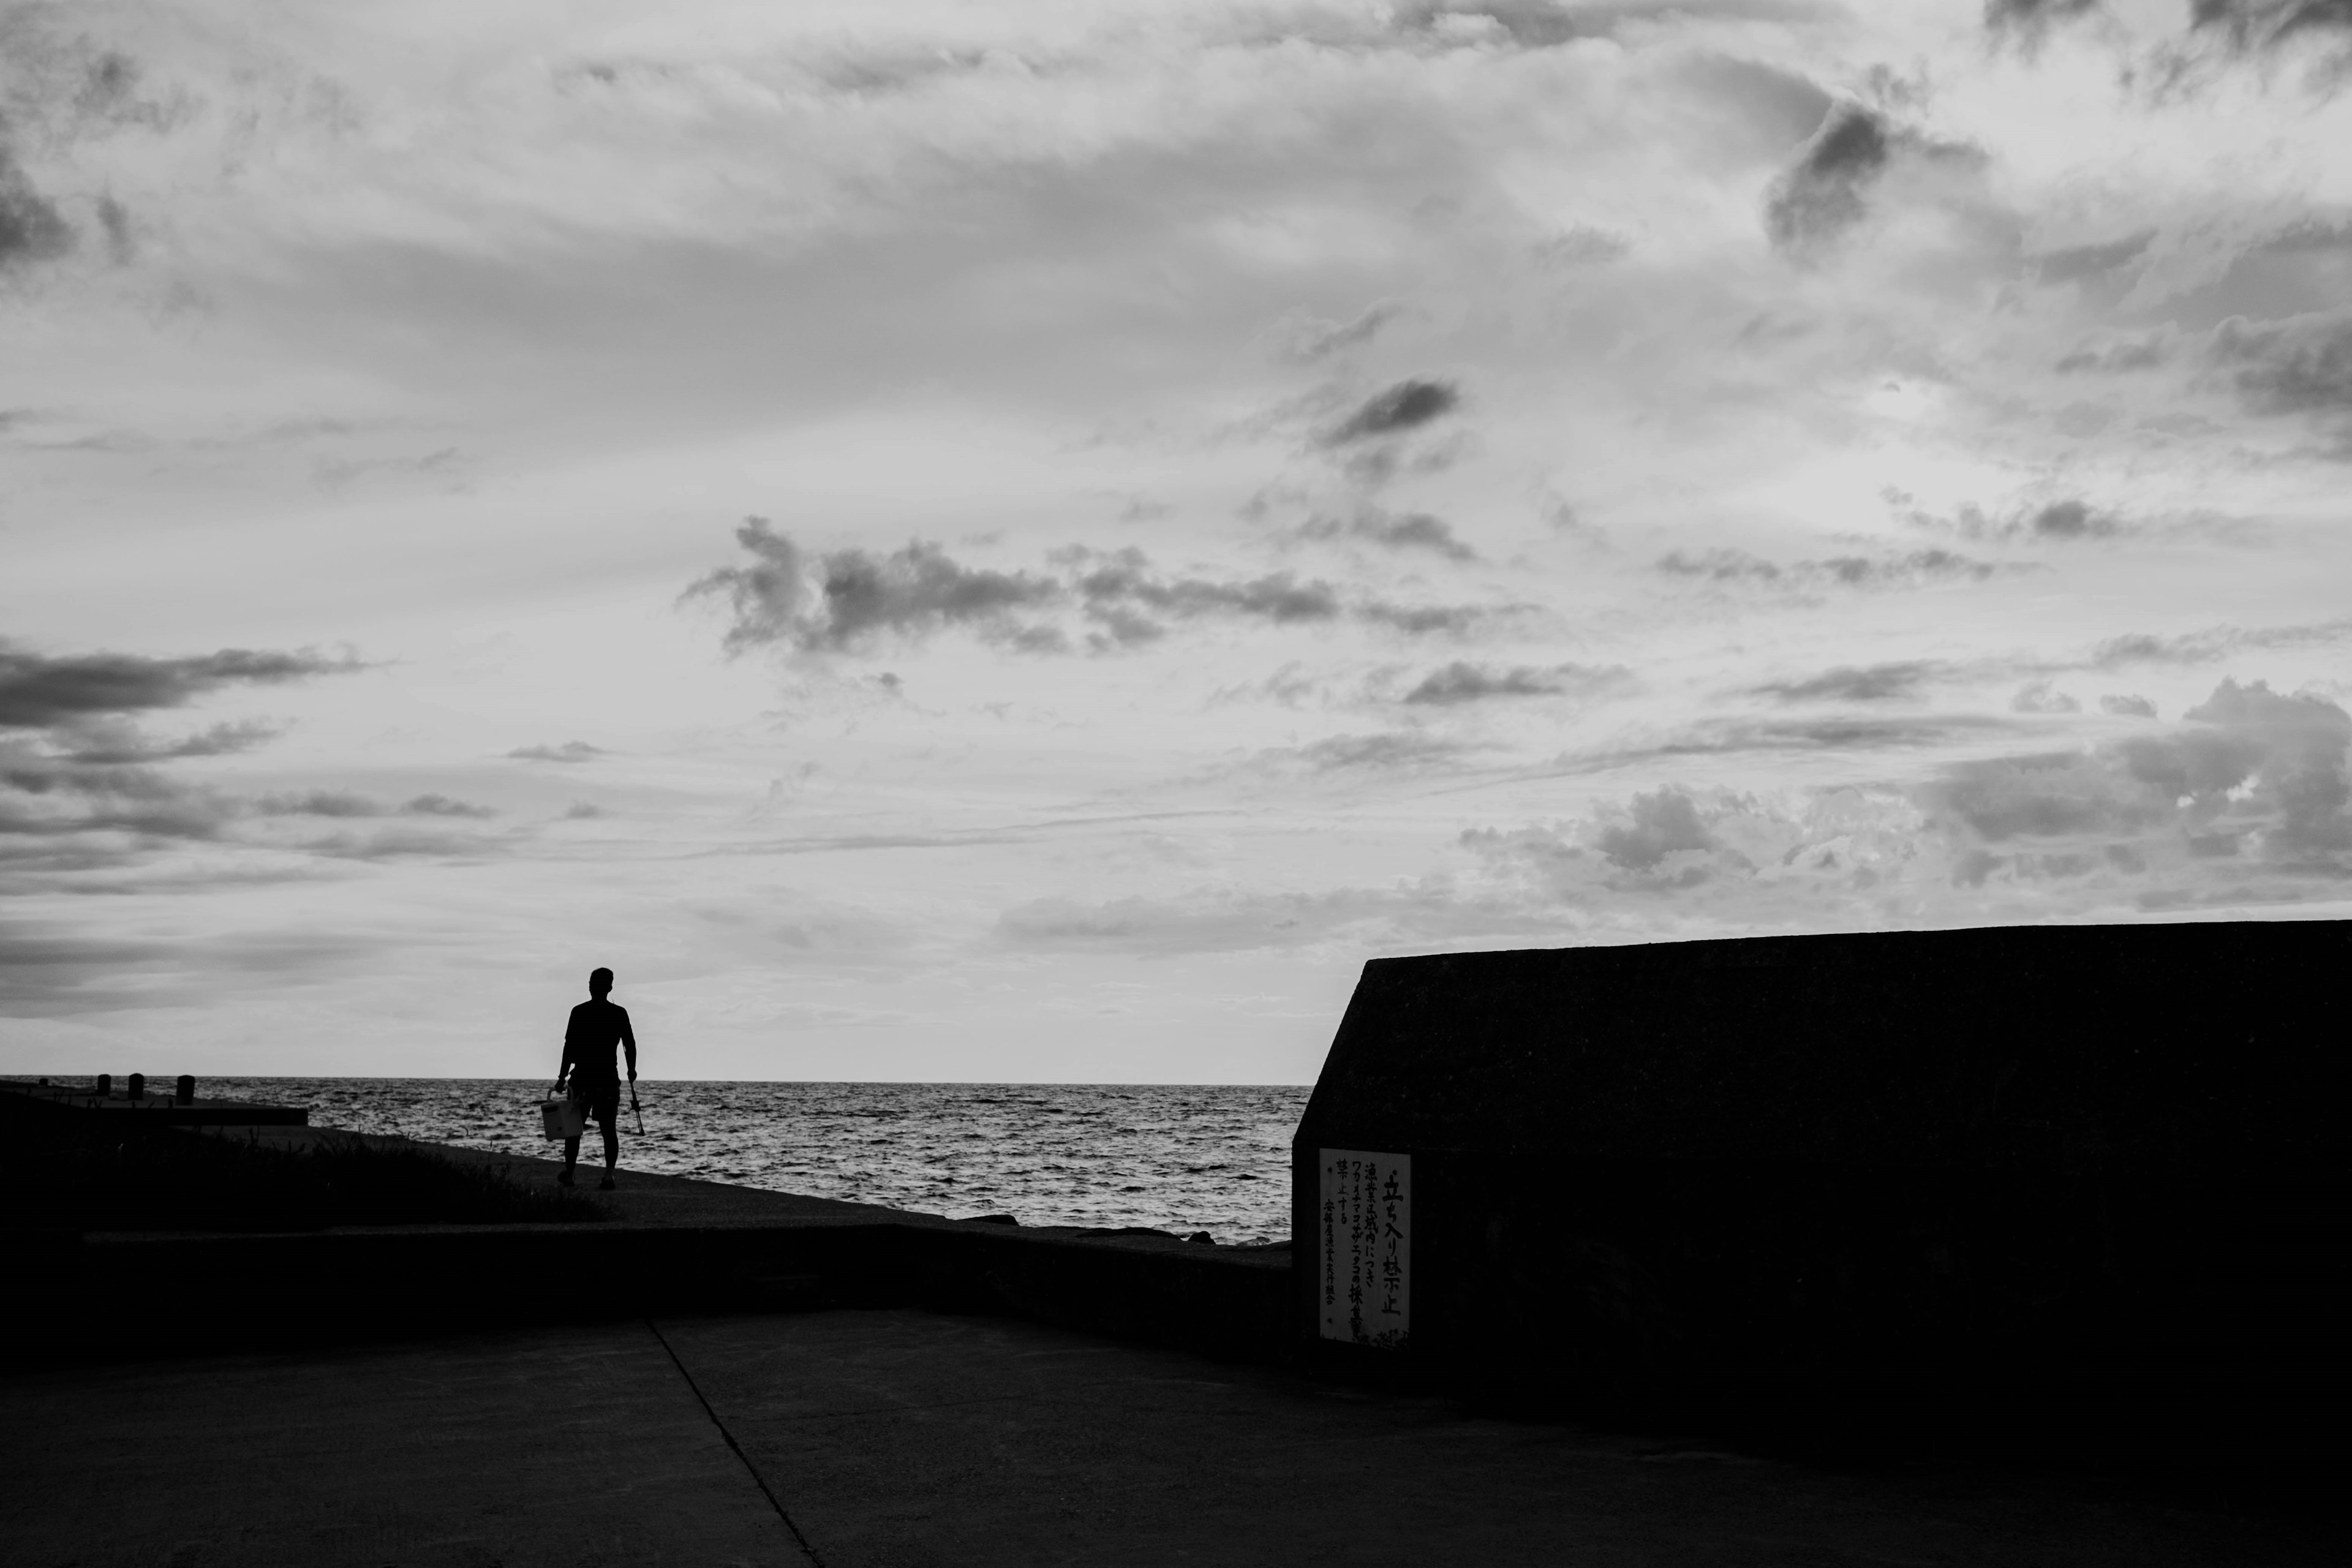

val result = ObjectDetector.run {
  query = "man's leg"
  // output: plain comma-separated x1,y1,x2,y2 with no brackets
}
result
589,1091,620,1188
559,1134,580,1183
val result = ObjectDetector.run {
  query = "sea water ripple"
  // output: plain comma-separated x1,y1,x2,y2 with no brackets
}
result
197,1079,1311,1243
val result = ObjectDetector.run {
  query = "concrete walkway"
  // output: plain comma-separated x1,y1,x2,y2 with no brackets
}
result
5,1308,2336,1568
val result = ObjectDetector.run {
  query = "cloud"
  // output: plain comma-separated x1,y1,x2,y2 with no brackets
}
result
0,139,72,272
1762,100,1986,256
51,718,284,764
255,790,497,820
1895,494,2128,543
687,523,1514,655
1762,101,1890,253
2101,693,2159,717
2210,309,2352,417
1658,546,2002,589
2189,0,2352,53
684,518,1061,654
1300,508,1477,561
1321,379,1460,445
1532,224,1631,267
1595,788,1715,872
2054,326,2176,374
1264,300,1408,363
1751,661,1944,703
507,740,607,763
1657,548,1782,582
1924,679,2350,867
254,790,382,818
2089,617,2352,668
401,793,497,818
1401,661,1629,704
0,642,358,728
1458,678,2352,933
2027,230,2155,287
2010,678,2081,714
1985,0,2105,40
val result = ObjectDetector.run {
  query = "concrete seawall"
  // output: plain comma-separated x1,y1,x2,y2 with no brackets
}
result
7,1130,1295,1362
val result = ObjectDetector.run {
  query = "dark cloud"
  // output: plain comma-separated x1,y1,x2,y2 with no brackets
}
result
2089,617,2352,668
52,719,283,764
2026,499,2118,539
1354,600,1504,636
1751,660,1944,703
1810,550,2001,585
0,642,357,728
254,790,382,819
251,790,492,820
1596,788,1714,872
0,759,237,846
1402,661,1627,705
2101,693,2159,717
688,524,1509,655
1895,494,2128,543
298,825,504,862
1074,552,1341,645
1929,678,2352,867
0,138,72,272
1985,0,2105,39
507,741,608,763
2010,679,2081,714
1301,508,1476,561
402,793,497,818
1762,101,1985,255
1658,547,2000,586
684,518,1061,654
1763,101,1890,252
1321,379,1460,445
1658,548,1781,582
2189,0,2352,50
2210,309,2352,416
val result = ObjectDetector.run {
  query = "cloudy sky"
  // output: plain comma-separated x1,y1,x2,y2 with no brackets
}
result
5,0,2351,1082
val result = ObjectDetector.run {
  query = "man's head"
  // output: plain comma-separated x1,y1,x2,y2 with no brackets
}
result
589,967,614,998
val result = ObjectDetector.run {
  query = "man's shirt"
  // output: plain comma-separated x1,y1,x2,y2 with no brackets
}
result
563,998,636,1085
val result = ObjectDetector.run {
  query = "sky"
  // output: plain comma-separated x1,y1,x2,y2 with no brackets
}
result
4,0,2351,1082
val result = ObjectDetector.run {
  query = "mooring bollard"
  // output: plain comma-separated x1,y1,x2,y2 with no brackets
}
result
93,1072,111,1098
127,1072,146,1101
177,1074,196,1105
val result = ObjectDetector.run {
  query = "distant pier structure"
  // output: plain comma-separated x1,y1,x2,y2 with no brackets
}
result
1292,922,2343,1394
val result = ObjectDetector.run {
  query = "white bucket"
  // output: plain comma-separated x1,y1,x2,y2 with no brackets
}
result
540,1096,586,1140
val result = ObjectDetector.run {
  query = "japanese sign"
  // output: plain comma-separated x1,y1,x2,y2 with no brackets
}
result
1317,1147,1411,1349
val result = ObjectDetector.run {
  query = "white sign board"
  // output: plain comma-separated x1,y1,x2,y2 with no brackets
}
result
1318,1147,1411,1349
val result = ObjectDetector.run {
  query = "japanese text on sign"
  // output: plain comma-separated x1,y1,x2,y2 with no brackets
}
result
1318,1147,1410,1349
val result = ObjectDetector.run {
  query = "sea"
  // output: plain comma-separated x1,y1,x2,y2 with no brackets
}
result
188,1079,1313,1244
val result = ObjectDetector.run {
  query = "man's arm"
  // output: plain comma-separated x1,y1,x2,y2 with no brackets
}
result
620,1008,638,1082
556,1008,579,1088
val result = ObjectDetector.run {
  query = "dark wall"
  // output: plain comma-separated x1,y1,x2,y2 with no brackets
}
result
1292,921,2347,1395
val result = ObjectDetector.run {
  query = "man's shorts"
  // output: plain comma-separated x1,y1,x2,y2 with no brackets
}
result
568,1078,620,1128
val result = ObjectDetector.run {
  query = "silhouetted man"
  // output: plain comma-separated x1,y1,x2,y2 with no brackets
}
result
554,966,637,1190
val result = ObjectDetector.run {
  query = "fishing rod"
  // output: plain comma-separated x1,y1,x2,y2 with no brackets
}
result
630,1080,644,1136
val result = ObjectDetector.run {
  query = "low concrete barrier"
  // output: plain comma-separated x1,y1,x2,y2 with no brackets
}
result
9,1218,1296,1363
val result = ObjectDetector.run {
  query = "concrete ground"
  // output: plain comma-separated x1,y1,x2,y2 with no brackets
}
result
4,1308,2337,1568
